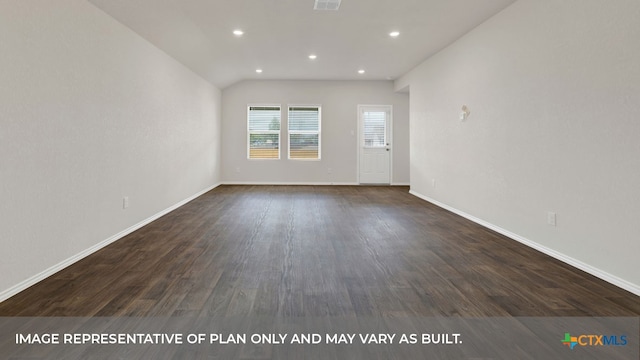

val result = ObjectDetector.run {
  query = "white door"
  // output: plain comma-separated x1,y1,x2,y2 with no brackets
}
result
358,105,391,184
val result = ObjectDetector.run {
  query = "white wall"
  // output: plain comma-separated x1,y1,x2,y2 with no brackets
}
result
0,0,222,300
400,0,640,294
222,80,409,184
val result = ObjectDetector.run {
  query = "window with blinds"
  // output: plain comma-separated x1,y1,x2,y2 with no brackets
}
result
363,111,386,147
288,106,321,160
247,106,281,159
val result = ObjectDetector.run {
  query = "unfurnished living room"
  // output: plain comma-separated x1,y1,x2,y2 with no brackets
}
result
1,0,639,359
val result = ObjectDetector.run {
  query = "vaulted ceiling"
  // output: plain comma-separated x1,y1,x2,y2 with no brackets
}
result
88,0,516,88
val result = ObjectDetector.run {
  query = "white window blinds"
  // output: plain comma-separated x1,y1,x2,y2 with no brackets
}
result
288,106,321,160
363,111,386,147
248,106,281,159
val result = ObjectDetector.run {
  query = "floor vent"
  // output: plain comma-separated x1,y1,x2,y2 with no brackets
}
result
314,0,341,11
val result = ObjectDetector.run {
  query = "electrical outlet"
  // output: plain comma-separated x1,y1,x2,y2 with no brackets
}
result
123,196,130,209
432,179,436,188
327,167,332,174
547,211,556,226
235,167,240,173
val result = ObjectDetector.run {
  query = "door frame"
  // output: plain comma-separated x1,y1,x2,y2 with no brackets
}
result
357,104,393,185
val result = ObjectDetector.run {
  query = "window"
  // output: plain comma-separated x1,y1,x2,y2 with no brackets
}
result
362,110,386,147
248,106,281,159
288,106,321,160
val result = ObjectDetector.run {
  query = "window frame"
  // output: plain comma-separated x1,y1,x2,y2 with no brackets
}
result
247,105,282,160
287,105,322,161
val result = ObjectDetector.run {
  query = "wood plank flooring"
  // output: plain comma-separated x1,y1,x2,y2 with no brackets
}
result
1,185,638,317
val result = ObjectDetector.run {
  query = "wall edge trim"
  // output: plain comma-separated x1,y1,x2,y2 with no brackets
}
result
409,190,640,297
0,183,222,303
222,181,360,186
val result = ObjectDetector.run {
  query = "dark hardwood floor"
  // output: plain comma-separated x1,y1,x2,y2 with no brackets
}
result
1,185,638,317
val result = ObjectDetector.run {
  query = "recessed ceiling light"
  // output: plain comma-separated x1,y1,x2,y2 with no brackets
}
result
308,54,317,60
233,29,244,36
389,31,400,37
255,69,263,73
358,69,365,74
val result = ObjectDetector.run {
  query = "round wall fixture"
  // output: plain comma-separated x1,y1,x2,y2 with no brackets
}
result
460,105,470,121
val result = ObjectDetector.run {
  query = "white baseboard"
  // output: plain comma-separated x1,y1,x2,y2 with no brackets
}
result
222,181,409,186
409,190,640,297
222,181,359,186
0,183,221,303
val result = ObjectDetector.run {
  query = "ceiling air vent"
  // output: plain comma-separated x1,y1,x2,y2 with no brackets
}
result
314,0,341,11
